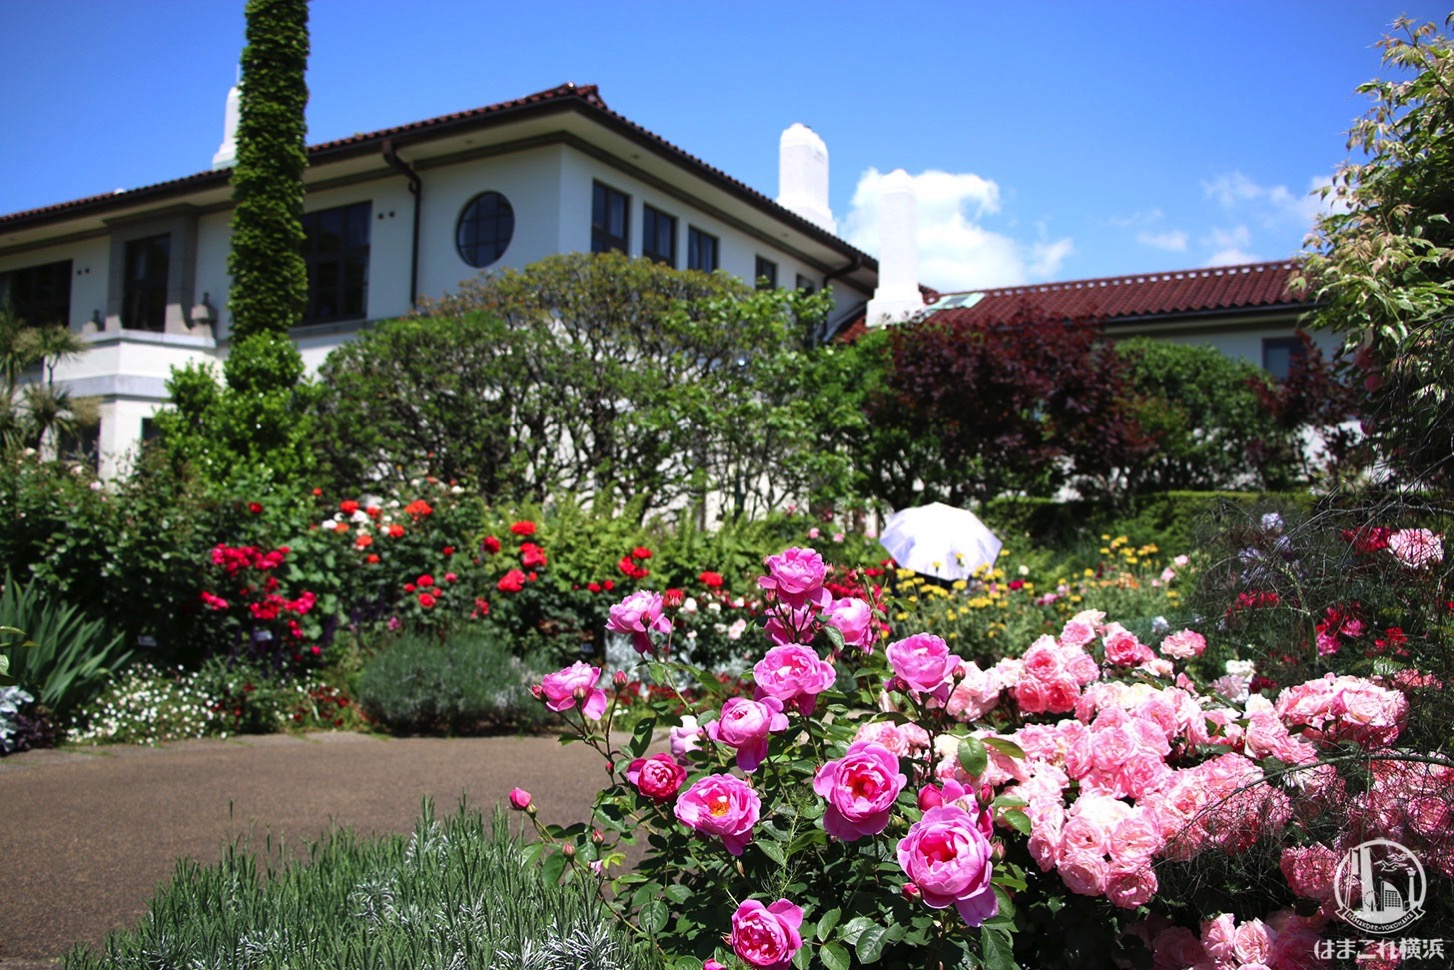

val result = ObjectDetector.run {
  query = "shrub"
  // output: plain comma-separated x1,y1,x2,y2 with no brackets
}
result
356,630,547,735
0,572,130,722
64,804,662,970
67,664,225,745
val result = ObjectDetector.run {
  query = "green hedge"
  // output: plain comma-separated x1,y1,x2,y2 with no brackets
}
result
982,490,1323,555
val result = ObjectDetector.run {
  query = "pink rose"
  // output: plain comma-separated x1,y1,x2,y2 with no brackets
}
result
607,590,673,654
508,787,532,811
626,753,687,801
728,898,804,970
670,715,703,759
1056,850,1109,897
1102,623,1154,666
674,773,761,855
706,697,789,773
946,662,1003,720
886,633,961,696
813,741,907,840
896,805,998,927
1105,859,1157,908
754,644,837,715
758,547,831,610
1387,528,1443,569
539,662,607,720
1159,629,1206,660
824,596,875,651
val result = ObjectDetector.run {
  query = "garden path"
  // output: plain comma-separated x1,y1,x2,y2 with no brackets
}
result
0,731,607,966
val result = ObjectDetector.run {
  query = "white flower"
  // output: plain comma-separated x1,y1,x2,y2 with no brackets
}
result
1224,659,1256,678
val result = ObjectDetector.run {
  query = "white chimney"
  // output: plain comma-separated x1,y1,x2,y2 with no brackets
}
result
776,123,835,234
212,82,240,170
865,168,923,326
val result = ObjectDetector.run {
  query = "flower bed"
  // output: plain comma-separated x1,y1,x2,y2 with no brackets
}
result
514,539,1451,969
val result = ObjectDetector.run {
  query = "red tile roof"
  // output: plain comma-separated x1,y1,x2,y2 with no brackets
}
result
0,82,875,269
836,260,1311,341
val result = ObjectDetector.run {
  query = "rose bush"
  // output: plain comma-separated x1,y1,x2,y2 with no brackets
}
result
514,542,1451,970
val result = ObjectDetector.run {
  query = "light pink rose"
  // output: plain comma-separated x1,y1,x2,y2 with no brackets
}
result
754,643,837,715
1013,677,1049,714
1057,850,1109,896
670,715,703,759
814,740,907,840
947,661,1003,720
607,590,673,654
539,662,607,720
706,697,788,773
1279,843,1337,905
852,719,930,757
626,753,687,801
1059,610,1105,649
1159,629,1206,660
887,633,961,697
674,773,761,855
1387,527,1443,569
824,596,875,651
1102,623,1154,666
729,898,804,970
758,547,832,610
896,805,998,927
1105,859,1158,908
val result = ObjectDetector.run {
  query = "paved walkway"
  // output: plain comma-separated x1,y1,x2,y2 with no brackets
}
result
0,732,611,966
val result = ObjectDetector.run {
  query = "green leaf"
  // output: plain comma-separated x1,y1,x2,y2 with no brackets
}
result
854,925,887,964
629,715,657,758
815,906,841,942
639,899,668,936
982,736,1026,760
838,915,875,944
1001,808,1032,835
757,840,787,867
664,883,691,905
957,735,988,778
820,941,851,970
820,623,846,654
980,924,1018,970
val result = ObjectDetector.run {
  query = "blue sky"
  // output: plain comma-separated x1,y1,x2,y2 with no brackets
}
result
1,1,1446,292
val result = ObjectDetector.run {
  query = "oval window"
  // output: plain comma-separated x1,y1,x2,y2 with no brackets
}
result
456,191,514,268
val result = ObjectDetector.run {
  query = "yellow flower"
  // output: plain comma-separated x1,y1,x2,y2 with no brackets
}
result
1083,568,1095,578
1069,595,1083,603
951,580,968,592
895,611,909,620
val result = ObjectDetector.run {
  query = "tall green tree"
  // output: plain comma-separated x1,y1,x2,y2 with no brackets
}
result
154,0,317,484
1303,14,1454,490
227,0,309,342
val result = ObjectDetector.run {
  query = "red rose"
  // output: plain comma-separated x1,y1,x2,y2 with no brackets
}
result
603,579,614,591
510,520,537,536
365,553,380,564
442,546,454,556
248,502,263,514
588,582,602,593
521,542,548,569
340,500,360,515
418,592,437,608
698,571,724,589
632,546,653,560
482,536,501,554
404,583,417,593
388,524,406,538
663,588,685,608
498,569,527,593
417,574,435,588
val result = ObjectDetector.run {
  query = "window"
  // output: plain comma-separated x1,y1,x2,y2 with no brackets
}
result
796,274,816,294
755,256,777,290
302,201,371,325
0,259,72,329
643,205,676,265
592,181,629,254
122,234,170,331
687,227,718,272
1262,335,1305,382
456,191,514,268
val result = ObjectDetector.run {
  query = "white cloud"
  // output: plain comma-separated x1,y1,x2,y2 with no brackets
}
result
843,167,1071,291
1135,229,1188,252
1202,170,1339,229
1204,225,1258,266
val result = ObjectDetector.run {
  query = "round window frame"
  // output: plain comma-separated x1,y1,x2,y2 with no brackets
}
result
455,191,515,268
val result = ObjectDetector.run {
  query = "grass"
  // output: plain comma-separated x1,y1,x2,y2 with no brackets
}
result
65,802,662,970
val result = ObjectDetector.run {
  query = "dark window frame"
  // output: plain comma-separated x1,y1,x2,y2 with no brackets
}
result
0,259,73,330
687,226,719,272
456,191,515,268
592,181,630,254
755,256,778,290
1262,335,1305,382
643,205,677,265
122,234,170,332
795,273,816,294
301,200,372,326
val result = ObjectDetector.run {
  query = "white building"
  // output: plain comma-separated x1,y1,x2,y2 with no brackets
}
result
0,83,880,478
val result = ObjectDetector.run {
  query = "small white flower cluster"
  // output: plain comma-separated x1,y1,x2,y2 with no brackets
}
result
68,664,225,746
